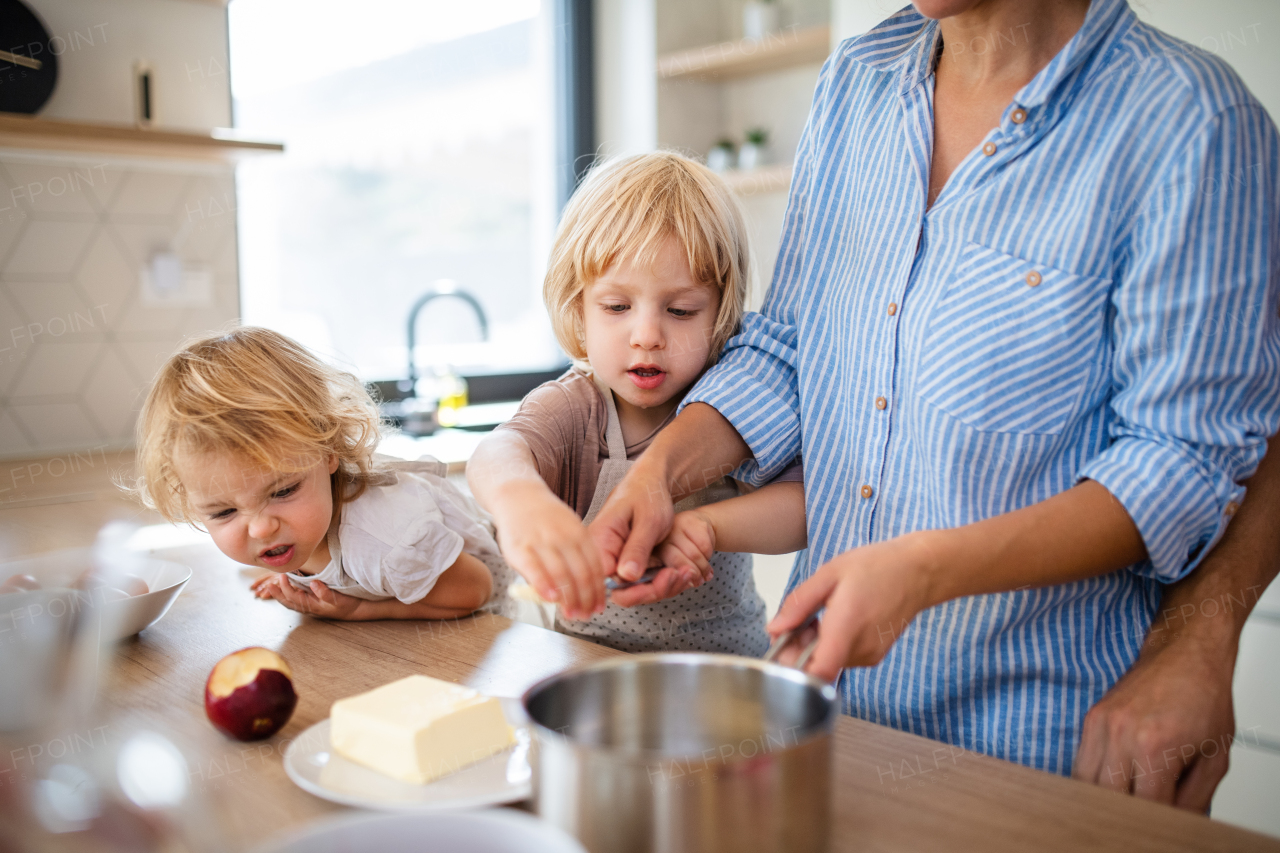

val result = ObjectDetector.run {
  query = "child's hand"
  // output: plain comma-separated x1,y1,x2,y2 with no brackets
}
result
494,487,606,620
254,574,362,620
656,510,716,587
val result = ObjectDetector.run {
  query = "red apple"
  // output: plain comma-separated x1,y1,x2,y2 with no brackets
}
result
204,647,298,741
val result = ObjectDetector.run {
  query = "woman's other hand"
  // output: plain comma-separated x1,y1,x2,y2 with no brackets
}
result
767,534,936,682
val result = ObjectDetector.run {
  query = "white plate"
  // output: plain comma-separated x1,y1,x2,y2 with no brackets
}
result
283,698,533,811
255,809,586,853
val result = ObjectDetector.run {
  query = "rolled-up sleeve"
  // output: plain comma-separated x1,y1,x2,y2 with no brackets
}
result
682,59,836,486
684,313,802,485
1078,103,1280,582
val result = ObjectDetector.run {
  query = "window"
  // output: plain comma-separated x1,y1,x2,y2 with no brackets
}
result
229,0,564,382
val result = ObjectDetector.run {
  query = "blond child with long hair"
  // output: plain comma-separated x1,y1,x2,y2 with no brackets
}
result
468,152,807,654
132,327,506,620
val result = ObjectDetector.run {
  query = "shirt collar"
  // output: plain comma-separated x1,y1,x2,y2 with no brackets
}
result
842,0,1132,101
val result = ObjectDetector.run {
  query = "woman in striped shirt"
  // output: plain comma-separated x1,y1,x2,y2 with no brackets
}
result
594,0,1280,786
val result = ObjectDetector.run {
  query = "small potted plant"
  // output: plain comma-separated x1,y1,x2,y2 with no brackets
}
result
738,128,769,171
742,0,779,41
707,138,736,172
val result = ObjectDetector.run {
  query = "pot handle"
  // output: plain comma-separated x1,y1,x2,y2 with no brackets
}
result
762,613,819,671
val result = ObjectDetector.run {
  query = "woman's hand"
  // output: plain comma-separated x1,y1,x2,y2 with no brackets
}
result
494,483,606,620
767,533,937,682
254,574,363,620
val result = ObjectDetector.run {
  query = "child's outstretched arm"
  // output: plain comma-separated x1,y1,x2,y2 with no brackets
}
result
658,481,807,577
467,430,607,620
253,551,493,620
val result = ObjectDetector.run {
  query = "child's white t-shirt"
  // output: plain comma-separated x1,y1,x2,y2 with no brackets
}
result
285,458,503,604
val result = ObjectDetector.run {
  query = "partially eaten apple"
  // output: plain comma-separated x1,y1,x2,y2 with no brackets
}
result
204,647,298,741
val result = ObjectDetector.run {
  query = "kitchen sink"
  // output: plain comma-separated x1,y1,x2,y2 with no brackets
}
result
369,363,569,435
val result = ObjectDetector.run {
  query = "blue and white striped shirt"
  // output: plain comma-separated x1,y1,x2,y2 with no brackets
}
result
687,0,1280,774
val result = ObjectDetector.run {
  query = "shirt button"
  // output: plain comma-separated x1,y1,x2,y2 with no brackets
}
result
982,141,997,156
860,485,874,499
887,302,898,316
875,396,887,410
1225,501,1239,517
1026,270,1042,287
1011,108,1027,124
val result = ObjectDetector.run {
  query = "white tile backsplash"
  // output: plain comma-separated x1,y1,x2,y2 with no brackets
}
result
0,155,239,460
80,344,145,442
4,221,98,277
0,407,31,458
109,171,193,219
10,340,103,397
9,401,99,449
3,280,106,344
75,230,139,310
0,162,104,217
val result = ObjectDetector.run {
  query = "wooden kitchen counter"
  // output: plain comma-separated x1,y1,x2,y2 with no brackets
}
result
90,542,1273,852
3,450,1276,851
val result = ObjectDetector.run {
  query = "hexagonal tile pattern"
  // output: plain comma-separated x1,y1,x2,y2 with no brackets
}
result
0,155,239,460
116,338,183,387
0,408,32,460
2,162,101,217
178,173,238,261
10,340,104,397
4,220,97,277
75,231,139,315
9,401,101,449
4,281,106,345
109,171,193,218
76,163,126,212
80,344,144,443
106,221,180,271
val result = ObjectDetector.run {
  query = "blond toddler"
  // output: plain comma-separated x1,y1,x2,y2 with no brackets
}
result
132,327,505,621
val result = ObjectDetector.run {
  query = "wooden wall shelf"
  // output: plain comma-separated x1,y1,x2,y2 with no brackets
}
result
721,163,792,196
0,114,283,162
658,25,831,81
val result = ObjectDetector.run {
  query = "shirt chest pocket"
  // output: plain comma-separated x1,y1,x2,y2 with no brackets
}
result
916,242,1111,436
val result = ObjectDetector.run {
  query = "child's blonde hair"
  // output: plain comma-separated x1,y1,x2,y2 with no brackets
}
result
544,151,750,364
131,326,386,522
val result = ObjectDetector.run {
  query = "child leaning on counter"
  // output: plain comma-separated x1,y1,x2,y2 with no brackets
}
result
467,151,808,654
130,327,516,621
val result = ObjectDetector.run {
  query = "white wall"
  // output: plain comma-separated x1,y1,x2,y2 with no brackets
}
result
594,0,658,157
1131,0,1279,120
0,1,240,461
28,0,232,130
831,0,1280,128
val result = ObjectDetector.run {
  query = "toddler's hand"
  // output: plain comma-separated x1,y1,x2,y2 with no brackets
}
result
657,510,716,589
495,490,606,620
255,574,362,620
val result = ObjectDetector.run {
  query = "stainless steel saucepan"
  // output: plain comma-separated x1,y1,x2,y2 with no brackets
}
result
522,651,836,853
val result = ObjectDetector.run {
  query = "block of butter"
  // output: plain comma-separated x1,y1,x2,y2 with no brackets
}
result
329,674,516,785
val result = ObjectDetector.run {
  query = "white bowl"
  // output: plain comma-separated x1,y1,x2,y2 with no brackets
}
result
255,810,587,853
0,547,191,641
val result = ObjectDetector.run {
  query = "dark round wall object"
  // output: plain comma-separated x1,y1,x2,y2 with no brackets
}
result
0,0,58,114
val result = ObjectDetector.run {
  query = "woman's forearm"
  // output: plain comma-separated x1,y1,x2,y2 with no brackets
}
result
917,479,1148,607
643,402,752,500
1146,434,1280,655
